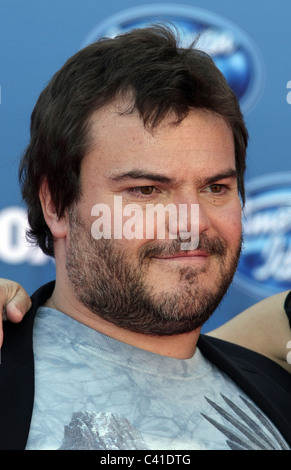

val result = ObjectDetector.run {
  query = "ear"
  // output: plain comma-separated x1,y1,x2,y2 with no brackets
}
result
39,178,68,239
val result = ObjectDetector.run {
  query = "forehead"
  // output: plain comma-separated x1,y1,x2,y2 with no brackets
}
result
83,104,235,179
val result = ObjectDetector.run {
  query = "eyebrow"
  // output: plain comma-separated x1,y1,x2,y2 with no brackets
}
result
201,169,238,185
109,170,174,184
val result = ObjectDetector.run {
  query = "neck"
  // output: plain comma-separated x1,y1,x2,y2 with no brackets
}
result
45,285,200,360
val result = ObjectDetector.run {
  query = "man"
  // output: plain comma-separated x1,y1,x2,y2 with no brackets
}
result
0,25,290,450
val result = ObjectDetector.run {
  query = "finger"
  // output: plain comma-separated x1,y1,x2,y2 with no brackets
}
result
0,280,31,348
0,279,31,321
5,291,32,323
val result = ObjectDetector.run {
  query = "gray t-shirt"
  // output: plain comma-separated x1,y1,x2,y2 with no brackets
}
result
25,307,289,450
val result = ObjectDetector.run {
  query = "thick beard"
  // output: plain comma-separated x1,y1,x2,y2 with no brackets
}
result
66,208,241,336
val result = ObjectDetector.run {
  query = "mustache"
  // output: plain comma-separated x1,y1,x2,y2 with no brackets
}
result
139,233,227,261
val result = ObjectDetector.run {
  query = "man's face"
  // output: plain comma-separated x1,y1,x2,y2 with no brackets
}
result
65,105,242,335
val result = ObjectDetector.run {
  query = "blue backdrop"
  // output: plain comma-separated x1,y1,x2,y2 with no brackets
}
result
0,0,290,332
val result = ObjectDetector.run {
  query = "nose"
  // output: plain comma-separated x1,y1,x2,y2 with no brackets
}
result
168,193,211,249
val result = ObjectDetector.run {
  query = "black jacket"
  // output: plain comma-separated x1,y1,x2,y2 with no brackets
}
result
0,282,290,450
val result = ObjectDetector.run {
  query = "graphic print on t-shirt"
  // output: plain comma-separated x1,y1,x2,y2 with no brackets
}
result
59,411,147,450
58,394,289,450
201,394,289,450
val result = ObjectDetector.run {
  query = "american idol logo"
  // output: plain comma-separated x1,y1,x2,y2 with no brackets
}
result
81,4,264,114
235,173,291,297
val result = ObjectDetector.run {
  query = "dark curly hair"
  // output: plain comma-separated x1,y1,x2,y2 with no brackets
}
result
19,24,248,257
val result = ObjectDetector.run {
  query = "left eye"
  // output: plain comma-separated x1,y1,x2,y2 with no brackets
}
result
210,184,224,193
139,186,155,195
128,186,156,196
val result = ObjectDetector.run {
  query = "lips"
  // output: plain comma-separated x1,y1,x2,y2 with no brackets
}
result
139,234,226,263
153,250,209,260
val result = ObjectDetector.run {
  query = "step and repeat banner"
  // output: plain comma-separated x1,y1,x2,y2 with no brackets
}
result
0,0,290,330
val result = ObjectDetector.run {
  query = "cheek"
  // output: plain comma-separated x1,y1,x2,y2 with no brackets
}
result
118,238,150,259
213,205,242,246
